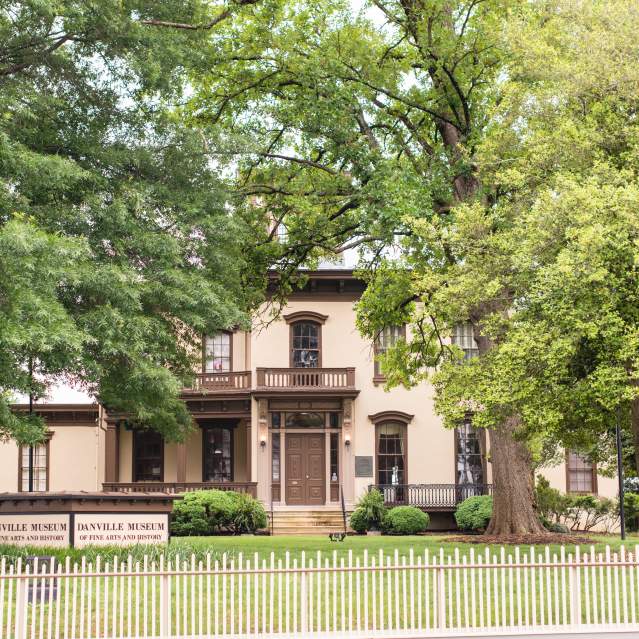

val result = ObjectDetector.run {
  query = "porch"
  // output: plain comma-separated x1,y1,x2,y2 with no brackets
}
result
102,481,257,496
103,415,254,494
370,483,493,511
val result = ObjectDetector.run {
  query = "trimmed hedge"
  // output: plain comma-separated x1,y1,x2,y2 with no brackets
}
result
454,495,493,532
384,506,429,535
171,490,267,536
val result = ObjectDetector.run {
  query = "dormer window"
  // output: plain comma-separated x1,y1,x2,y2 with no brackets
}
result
204,332,232,372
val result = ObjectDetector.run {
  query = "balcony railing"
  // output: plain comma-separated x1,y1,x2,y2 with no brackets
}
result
185,371,252,393
256,367,356,390
370,483,493,510
103,482,258,497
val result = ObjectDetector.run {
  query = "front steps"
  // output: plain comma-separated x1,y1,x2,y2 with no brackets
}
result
268,509,351,535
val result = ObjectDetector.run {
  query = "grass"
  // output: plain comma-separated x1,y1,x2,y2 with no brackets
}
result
1,531,638,567
1,533,639,638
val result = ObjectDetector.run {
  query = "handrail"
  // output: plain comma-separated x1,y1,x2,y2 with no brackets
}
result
188,370,252,391
103,482,258,496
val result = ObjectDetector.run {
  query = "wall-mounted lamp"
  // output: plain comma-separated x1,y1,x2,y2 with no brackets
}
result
260,436,267,448
344,434,351,447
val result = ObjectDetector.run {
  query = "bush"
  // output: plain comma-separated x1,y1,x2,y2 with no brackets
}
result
171,490,267,536
383,506,429,535
349,507,369,533
623,492,639,532
564,494,615,532
228,492,268,534
543,521,569,534
455,495,492,532
349,489,387,532
535,476,570,523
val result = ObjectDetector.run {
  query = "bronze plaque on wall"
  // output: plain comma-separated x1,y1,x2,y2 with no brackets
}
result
355,456,374,478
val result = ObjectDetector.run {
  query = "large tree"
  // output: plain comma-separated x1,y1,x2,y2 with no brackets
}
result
189,0,638,533
0,1,273,442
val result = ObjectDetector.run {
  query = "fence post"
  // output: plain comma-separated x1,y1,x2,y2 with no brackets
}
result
15,565,28,639
160,565,169,638
300,555,308,634
437,564,446,630
570,550,581,627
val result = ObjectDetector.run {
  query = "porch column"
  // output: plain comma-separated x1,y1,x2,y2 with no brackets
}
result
342,398,355,505
176,442,187,483
104,419,119,484
245,422,252,481
256,398,270,502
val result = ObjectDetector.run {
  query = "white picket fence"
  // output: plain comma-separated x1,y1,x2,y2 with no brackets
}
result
1,545,639,638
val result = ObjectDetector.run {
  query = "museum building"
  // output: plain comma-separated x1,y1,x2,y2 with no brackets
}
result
0,269,615,533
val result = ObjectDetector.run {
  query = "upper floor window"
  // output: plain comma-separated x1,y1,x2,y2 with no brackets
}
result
291,321,321,368
374,325,405,379
455,419,484,486
452,323,479,359
205,332,232,372
133,430,163,482
566,451,597,494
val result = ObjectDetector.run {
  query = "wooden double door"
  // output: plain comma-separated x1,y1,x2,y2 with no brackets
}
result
285,433,326,505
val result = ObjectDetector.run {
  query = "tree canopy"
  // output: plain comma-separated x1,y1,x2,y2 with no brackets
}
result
188,0,639,532
0,0,273,442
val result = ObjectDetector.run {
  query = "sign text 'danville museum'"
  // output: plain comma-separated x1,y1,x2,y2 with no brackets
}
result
0,492,178,548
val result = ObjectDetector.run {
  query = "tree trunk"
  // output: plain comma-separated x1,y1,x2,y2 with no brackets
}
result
485,416,547,535
473,322,547,536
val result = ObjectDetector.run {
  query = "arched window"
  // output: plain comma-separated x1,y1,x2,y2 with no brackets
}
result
291,322,320,367
369,411,413,489
204,332,232,372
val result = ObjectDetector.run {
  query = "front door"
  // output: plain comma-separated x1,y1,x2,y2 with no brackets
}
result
285,433,325,505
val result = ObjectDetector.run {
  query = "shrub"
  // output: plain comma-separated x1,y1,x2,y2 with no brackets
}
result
623,492,639,532
544,521,569,534
455,495,492,532
349,507,368,533
535,476,570,523
228,492,268,534
383,506,429,535
349,489,387,532
171,490,267,536
563,495,615,531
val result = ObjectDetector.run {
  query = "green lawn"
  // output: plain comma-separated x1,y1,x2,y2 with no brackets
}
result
0,533,639,562
2,532,638,566
167,532,639,561
2,534,639,638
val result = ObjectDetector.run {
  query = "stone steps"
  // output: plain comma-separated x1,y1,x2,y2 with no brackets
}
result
268,509,351,536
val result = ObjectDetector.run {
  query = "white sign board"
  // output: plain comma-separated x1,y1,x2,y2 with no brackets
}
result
0,514,70,548
73,513,169,547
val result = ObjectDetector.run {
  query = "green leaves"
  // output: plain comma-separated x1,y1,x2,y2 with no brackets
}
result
0,1,268,442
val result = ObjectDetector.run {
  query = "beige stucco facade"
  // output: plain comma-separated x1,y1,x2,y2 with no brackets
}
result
0,270,617,527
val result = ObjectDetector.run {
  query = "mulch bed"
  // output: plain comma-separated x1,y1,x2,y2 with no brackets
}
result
444,533,595,545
